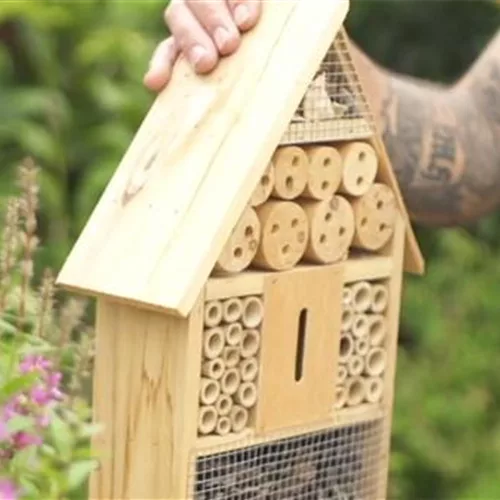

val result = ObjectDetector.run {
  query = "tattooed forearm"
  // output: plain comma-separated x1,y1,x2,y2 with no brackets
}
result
350,31,500,226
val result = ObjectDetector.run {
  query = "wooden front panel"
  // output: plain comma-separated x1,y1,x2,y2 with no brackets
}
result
256,265,343,434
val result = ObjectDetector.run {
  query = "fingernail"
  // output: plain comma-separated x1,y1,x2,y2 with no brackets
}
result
189,45,207,68
234,4,250,27
214,27,231,51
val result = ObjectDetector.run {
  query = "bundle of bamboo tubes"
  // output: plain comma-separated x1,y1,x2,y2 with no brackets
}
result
198,295,264,437
335,279,390,410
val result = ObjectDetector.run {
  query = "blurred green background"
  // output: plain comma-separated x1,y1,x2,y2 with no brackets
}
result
1,1,500,498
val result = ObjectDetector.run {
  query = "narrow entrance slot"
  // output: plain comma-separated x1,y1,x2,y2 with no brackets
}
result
295,308,308,381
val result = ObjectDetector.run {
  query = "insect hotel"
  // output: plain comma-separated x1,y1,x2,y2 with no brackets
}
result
57,1,424,498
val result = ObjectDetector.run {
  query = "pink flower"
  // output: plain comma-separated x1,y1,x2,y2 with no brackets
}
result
0,420,9,442
13,431,42,449
0,479,16,500
19,355,52,374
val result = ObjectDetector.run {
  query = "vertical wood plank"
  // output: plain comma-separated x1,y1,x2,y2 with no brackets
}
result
256,265,343,434
89,296,203,499
375,214,405,499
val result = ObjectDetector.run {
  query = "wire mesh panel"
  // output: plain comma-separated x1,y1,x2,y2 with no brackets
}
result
190,418,387,499
281,28,375,145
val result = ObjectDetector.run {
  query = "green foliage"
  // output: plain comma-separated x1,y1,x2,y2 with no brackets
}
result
1,1,500,498
0,160,97,499
0,0,164,269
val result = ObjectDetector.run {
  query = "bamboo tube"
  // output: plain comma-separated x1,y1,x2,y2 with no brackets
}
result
347,354,364,377
364,347,387,377
221,368,241,396
351,183,397,251
241,296,264,328
214,206,261,274
222,297,243,324
215,416,232,436
368,315,387,347
341,305,354,332
271,146,308,200
199,378,221,405
202,327,225,359
346,377,365,407
214,394,233,417
250,161,275,207
355,336,370,357
337,364,348,384
253,201,308,271
302,196,355,264
201,358,225,380
334,385,348,410
351,314,369,339
240,357,259,382
302,146,342,200
198,406,218,435
370,283,389,313
342,287,353,306
223,322,243,347
338,333,354,364
337,142,378,197
364,377,384,404
241,329,261,359
230,405,249,433
222,346,240,368
204,300,223,327
234,381,258,408
351,281,372,313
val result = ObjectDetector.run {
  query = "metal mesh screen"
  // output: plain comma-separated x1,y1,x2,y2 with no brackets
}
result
281,28,375,145
191,418,386,499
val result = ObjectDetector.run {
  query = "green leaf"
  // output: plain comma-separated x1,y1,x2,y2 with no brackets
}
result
49,414,74,460
0,373,38,403
67,460,98,491
7,414,36,434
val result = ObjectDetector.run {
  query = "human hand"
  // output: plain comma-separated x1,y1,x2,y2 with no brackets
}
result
144,0,262,91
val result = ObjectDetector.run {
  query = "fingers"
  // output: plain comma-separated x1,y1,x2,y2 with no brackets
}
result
143,38,179,91
185,0,241,56
164,0,219,74
227,0,262,32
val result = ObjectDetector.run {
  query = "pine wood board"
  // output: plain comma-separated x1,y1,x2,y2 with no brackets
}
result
89,296,203,499
255,265,343,433
56,0,350,317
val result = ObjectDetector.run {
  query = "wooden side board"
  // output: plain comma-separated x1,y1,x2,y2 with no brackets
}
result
375,214,406,499
89,296,203,499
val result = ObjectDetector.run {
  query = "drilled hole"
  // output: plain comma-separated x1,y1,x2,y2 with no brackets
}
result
207,305,219,320
376,200,383,210
361,217,368,227
291,156,299,167
339,335,352,357
271,223,280,234
282,244,290,254
321,181,330,191
291,218,299,228
325,212,332,222
261,175,270,187
233,247,243,258
358,151,366,162
285,176,294,190
319,234,327,244
356,176,364,186
339,226,346,236
379,223,387,231
323,157,331,167
244,226,254,238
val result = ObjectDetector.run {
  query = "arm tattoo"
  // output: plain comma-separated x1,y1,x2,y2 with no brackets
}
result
362,32,500,226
